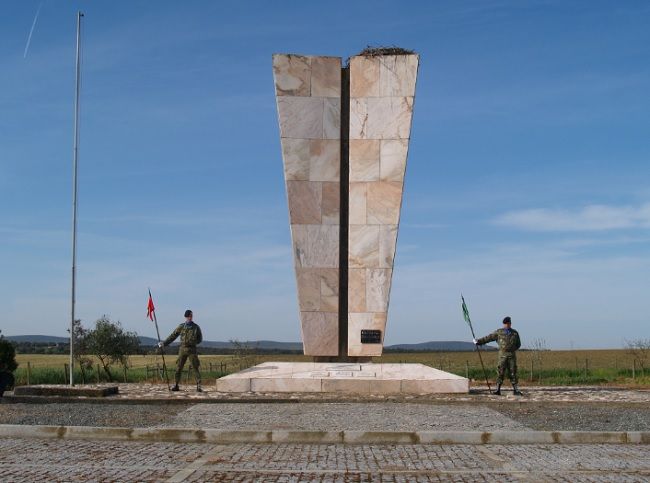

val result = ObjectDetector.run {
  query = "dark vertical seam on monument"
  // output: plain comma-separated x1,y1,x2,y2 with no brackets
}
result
338,66,350,359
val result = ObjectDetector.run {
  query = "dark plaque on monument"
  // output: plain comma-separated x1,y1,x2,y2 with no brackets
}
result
361,330,382,344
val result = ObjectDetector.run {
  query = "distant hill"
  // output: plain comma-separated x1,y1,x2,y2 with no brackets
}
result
136,337,302,350
5,335,69,344
139,336,159,346
385,341,497,352
6,335,492,352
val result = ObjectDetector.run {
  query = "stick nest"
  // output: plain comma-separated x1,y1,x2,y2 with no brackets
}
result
357,46,416,57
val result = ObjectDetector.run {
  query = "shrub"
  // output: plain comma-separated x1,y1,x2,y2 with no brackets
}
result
0,331,18,372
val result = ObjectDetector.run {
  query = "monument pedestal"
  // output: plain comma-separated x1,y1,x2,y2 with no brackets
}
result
216,362,468,395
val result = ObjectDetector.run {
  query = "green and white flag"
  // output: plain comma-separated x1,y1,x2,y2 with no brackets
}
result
461,294,472,328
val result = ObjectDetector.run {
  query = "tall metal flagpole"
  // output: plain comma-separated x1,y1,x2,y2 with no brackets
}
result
461,294,492,393
70,11,83,386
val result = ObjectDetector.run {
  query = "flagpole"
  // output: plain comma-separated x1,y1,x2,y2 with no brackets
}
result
461,295,492,393
70,11,83,387
149,289,171,390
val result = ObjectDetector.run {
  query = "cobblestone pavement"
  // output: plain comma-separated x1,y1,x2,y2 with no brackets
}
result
0,438,648,482
158,403,530,431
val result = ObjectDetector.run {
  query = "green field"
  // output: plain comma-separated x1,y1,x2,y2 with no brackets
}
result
12,349,649,387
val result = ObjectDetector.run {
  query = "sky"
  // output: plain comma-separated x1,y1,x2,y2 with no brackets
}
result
1,1,649,349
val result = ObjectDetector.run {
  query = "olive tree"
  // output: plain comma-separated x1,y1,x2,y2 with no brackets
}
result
71,319,95,383
85,317,140,381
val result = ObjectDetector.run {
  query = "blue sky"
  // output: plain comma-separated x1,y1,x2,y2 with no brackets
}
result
1,1,648,348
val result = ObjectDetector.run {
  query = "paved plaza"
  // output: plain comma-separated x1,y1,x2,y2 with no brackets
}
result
0,438,649,482
1,387,649,481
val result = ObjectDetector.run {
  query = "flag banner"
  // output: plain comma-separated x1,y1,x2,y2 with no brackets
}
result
147,290,155,321
461,294,472,327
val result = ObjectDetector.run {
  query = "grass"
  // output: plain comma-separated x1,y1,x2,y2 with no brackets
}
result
11,349,649,387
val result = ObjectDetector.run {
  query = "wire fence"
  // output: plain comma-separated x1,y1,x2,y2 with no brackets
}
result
12,356,259,386
10,351,650,386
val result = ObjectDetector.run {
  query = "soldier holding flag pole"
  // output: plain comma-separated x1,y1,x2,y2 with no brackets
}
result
475,316,522,396
147,290,171,391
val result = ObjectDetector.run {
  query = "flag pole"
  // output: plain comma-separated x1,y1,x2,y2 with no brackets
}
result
461,294,492,393
149,289,171,390
70,11,83,387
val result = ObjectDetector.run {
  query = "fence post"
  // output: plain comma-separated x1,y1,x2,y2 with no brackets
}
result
64,364,69,385
465,360,469,379
27,362,31,385
529,359,533,382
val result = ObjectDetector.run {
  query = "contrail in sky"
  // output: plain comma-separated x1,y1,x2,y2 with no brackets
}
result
24,2,44,58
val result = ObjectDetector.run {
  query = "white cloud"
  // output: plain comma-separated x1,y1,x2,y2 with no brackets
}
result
388,241,650,349
494,203,650,231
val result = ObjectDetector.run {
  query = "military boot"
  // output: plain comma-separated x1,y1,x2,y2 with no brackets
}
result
171,384,180,391
196,385,203,393
513,384,523,396
492,383,502,395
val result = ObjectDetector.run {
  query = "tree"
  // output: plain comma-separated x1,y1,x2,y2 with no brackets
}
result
525,337,548,378
85,317,140,381
229,339,259,369
626,338,650,375
71,319,94,383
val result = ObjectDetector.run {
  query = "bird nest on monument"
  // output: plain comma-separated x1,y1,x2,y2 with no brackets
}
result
357,46,416,57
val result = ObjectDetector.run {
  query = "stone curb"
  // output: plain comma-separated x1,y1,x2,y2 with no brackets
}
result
0,425,648,445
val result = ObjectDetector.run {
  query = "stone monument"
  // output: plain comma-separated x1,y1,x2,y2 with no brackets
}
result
216,49,468,394
273,49,417,359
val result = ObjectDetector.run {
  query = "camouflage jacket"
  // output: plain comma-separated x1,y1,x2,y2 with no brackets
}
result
477,328,521,353
164,322,203,348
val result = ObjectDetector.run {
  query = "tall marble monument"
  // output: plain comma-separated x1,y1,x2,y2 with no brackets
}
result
215,50,468,394
273,50,418,359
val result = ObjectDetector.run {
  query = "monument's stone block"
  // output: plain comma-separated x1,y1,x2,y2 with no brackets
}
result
273,54,342,356
274,51,419,358
347,54,418,357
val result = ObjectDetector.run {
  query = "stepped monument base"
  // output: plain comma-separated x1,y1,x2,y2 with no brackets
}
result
216,362,469,395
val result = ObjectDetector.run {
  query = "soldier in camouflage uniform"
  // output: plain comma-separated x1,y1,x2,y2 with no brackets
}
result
159,309,203,392
474,316,522,395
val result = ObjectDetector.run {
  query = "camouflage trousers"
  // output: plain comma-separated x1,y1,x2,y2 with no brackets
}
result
175,347,201,386
496,352,518,385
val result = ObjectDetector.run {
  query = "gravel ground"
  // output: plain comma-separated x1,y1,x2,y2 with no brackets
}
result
490,402,650,431
157,402,530,431
0,403,191,427
1,401,649,432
